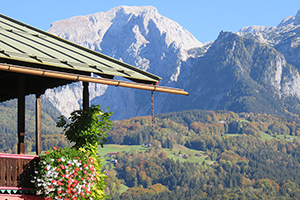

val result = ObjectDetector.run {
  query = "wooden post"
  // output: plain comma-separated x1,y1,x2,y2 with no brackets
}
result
18,75,25,154
36,93,42,155
83,81,89,110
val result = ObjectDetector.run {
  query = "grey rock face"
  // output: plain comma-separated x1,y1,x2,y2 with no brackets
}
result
45,6,300,119
45,6,202,119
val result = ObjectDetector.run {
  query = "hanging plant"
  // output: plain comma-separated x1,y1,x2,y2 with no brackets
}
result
56,104,113,149
32,105,112,199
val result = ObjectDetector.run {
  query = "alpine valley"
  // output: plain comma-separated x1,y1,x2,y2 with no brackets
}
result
2,6,300,199
3,5,300,150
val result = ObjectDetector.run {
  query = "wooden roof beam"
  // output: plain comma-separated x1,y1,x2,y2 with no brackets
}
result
0,63,189,96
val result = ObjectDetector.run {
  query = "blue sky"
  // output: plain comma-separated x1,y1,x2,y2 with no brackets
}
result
2,0,300,43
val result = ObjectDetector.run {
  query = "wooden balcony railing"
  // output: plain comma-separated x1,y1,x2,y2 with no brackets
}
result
0,153,44,199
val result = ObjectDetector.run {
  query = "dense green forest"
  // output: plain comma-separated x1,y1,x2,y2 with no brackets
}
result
104,140,300,199
2,105,300,199
102,110,300,199
0,95,68,153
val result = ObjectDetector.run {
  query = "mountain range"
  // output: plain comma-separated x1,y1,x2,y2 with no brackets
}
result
41,6,300,120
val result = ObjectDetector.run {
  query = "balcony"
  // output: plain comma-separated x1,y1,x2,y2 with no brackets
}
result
0,153,44,200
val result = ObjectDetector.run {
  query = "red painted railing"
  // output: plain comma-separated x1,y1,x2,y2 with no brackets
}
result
0,193,44,200
0,153,44,199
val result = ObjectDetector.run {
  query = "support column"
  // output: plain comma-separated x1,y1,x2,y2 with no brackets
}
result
83,81,89,111
18,75,25,154
36,93,42,155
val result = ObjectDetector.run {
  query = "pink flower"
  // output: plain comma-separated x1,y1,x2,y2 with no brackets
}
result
46,151,49,154
53,147,57,150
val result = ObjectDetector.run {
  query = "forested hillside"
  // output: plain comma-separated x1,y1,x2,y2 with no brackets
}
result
103,109,300,199
107,109,300,147
0,95,68,153
2,105,300,199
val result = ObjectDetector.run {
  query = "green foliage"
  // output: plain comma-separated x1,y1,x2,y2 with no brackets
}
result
85,144,110,199
0,95,66,153
3,99,300,199
57,105,113,149
33,146,109,199
99,109,300,199
156,109,224,126
105,137,300,199
33,105,114,199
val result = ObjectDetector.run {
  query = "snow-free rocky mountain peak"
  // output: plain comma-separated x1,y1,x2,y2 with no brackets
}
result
237,9,300,39
45,7,300,120
45,5,202,119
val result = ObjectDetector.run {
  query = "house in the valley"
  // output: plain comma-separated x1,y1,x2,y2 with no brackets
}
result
142,142,152,148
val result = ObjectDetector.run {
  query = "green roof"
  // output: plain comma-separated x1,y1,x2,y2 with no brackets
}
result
0,14,161,83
